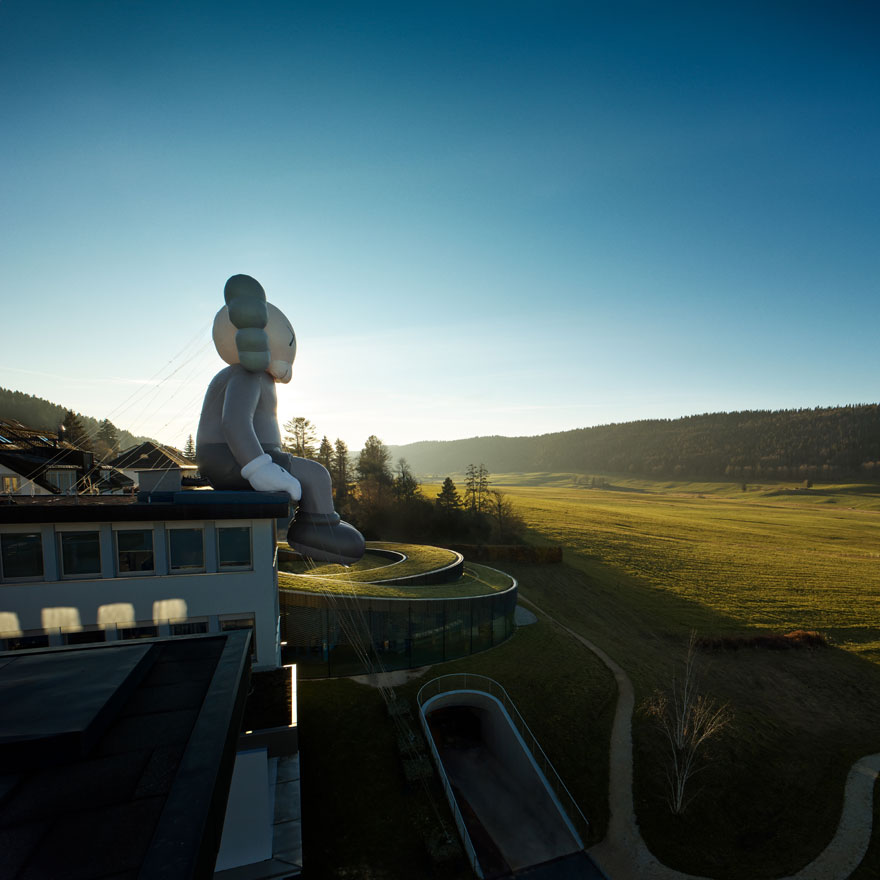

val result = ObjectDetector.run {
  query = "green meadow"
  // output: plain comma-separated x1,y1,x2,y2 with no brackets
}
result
298,477,880,877
493,476,880,659
494,476,880,877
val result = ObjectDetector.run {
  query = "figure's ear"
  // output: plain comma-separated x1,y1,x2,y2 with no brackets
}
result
223,274,270,372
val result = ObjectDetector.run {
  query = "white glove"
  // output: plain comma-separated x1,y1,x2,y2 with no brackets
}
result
241,453,302,502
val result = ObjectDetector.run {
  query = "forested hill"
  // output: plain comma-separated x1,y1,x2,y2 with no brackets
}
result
0,387,151,451
389,405,880,482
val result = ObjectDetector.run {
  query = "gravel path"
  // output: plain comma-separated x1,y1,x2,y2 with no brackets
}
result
518,596,880,880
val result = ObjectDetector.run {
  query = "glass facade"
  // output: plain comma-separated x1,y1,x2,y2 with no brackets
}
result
281,586,518,679
1,532,43,579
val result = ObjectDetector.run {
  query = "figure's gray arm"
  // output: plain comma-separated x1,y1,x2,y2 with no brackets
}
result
221,369,265,466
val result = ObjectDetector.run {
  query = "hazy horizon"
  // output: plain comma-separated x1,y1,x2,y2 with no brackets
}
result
3,383,876,456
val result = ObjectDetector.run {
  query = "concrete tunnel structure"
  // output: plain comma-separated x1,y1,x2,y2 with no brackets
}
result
418,674,602,879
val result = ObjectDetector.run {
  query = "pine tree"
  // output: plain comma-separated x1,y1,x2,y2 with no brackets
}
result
357,435,393,485
61,410,87,448
183,434,196,460
356,435,394,511
393,458,421,502
332,438,352,502
436,477,462,513
316,436,334,470
95,419,119,460
282,417,317,459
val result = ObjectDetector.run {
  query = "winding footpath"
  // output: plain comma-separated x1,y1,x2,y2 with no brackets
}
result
518,596,880,880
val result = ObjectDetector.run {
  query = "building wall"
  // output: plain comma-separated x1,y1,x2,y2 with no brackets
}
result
0,463,51,496
0,517,280,668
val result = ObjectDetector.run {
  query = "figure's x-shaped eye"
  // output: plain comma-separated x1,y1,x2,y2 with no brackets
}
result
288,325,295,346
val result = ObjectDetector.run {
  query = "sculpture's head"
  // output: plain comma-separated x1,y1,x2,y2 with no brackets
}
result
212,274,297,383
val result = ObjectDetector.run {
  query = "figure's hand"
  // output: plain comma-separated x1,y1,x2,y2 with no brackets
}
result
241,453,302,501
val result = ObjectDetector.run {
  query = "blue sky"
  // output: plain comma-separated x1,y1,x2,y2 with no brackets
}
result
1,1,878,452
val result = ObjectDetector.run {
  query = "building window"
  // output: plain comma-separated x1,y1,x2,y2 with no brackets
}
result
1,475,20,493
48,469,77,494
119,624,159,641
59,531,101,577
170,619,209,636
217,526,252,569
168,528,204,571
1,533,44,579
116,529,154,574
4,633,50,651
64,629,106,646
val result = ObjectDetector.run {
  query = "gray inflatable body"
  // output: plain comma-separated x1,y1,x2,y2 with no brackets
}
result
196,274,365,565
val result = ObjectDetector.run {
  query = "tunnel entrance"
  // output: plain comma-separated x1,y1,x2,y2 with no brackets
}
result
426,703,591,877
429,706,511,877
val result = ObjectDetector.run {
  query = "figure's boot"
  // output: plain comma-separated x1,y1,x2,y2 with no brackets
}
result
287,511,366,565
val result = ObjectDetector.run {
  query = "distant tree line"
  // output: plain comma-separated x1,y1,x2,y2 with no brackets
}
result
0,387,152,461
281,417,523,543
386,405,880,483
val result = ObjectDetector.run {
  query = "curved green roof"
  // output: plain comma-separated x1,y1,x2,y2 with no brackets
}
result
278,541,514,599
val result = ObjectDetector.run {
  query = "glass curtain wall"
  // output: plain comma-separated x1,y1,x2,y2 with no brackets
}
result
281,588,518,679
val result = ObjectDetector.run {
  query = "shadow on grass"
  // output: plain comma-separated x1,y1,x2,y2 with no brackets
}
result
298,676,469,880
501,555,880,879
765,483,880,498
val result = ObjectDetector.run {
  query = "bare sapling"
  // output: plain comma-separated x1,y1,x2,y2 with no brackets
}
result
644,631,733,815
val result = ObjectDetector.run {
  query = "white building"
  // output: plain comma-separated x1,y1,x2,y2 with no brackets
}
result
0,487,304,878
0,489,290,670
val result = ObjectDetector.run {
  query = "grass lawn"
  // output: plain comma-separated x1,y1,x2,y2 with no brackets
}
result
279,541,513,599
492,476,880,877
499,480,880,658
281,542,460,581
295,476,880,877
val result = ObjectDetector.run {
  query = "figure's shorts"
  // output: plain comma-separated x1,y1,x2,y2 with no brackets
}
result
197,443,335,514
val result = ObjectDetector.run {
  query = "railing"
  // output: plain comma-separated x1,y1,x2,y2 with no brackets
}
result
417,673,591,849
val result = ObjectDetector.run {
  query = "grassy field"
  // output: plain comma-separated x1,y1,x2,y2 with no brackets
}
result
298,477,880,877
490,476,880,876
493,478,880,659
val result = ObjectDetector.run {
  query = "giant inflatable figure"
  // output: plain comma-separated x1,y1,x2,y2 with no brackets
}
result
196,274,365,565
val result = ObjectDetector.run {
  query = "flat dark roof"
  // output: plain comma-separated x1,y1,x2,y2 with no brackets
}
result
0,631,252,880
0,490,290,524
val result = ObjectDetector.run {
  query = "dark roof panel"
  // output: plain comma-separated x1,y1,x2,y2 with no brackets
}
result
0,631,251,880
0,645,153,772
0,490,290,523
109,442,196,471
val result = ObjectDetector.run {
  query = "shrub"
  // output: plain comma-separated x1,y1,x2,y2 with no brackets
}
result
696,630,828,652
